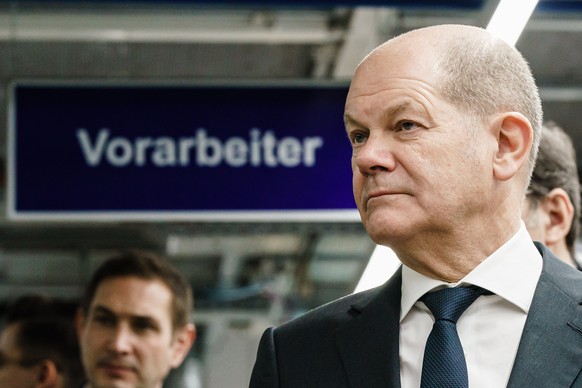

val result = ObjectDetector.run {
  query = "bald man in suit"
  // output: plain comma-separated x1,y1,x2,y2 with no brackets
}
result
250,24,582,388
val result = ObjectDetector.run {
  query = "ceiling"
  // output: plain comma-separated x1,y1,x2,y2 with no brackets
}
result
1,0,582,321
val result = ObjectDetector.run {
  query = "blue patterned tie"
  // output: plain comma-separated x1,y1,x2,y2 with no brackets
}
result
420,286,490,388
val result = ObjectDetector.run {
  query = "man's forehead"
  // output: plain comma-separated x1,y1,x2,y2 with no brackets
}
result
355,55,440,89
90,277,173,321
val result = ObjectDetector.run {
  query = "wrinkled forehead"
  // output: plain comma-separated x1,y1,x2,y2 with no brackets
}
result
347,42,442,104
366,34,440,72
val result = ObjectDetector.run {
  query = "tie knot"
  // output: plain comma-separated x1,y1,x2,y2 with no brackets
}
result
421,285,489,323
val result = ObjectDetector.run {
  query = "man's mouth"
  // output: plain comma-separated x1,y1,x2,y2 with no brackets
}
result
367,189,403,201
98,360,138,377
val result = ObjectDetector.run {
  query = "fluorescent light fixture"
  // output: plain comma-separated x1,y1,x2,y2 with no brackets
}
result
354,245,401,293
486,0,539,46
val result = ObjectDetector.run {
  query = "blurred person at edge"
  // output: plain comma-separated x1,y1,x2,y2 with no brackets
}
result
76,251,196,388
249,24,582,388
0,294,86,388
522,121,582,269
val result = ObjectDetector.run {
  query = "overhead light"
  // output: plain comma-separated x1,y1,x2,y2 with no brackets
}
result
486,0,539,46
353,245,400,293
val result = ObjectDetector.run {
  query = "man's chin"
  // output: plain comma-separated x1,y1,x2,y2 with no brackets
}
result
91,375,138,388
366,218,415,245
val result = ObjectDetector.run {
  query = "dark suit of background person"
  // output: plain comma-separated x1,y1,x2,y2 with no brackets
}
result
522,121,582,269
250,24,582,388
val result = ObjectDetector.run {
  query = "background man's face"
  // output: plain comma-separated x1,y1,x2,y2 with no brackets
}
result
0,324,37,388
78,276,184,388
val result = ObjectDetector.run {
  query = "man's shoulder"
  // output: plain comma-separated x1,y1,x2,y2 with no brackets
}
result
536,242,582,299
276,284,387,334
263,287,383,356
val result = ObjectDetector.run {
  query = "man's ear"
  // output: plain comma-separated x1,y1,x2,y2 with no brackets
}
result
541,188,575,244
170,323,196,368
35,359,59,388
492,112,533,181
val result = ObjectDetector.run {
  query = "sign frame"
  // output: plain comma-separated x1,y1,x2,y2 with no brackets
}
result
7,80,360,222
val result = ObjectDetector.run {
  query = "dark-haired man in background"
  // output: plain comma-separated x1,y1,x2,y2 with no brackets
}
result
76,251,196,388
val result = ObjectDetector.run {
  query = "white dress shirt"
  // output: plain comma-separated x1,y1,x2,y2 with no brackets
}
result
399,222,543,388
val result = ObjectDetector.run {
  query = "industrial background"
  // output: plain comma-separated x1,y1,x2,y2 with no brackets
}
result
1,1,581,386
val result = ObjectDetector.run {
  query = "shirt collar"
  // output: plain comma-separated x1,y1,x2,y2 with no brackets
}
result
400,222,543,321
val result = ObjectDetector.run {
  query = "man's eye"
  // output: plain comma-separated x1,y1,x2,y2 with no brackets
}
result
93,314,115,326
133,320,157,333
352,132,367,144
399,121,420,131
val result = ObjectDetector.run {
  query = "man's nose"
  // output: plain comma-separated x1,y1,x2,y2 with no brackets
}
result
109,324,133,354
353,134,397,177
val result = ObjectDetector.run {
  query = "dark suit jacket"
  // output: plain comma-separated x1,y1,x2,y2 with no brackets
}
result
249,243,582,387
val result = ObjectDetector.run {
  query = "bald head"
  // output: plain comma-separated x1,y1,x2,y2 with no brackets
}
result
352,24,542,179
357,25,492,79
344,24,545,279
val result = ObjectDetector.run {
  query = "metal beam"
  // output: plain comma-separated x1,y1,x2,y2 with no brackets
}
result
332,7,399,79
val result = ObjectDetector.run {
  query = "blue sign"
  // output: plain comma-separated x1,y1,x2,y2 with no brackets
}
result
8,82,359,221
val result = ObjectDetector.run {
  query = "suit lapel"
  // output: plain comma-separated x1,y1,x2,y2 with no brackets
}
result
335,267,402,388
507,244,582,387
